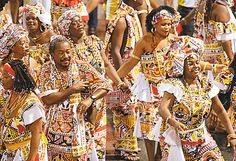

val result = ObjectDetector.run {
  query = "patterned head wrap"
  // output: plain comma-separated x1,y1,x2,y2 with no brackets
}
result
57,10,83,37
165,36,204,78
19,3,52,29
151,9,173,26
0,24,28,61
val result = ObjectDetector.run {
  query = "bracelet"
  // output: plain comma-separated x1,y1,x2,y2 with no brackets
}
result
130,54,140,60
203,62,207,71
212,64,217,73
227,133,236,140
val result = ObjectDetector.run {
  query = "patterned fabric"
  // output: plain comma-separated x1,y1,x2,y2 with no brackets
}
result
74,35,105,76
194,0,236,65
35,58,111,160
19,3,52,29
0,24,28,61
29,43,50,65
104,1,143,152
159,78,224,160
1,91,47,160
51,1,88,24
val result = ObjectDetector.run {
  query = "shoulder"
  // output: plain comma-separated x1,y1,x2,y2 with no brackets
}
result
212,2,230,22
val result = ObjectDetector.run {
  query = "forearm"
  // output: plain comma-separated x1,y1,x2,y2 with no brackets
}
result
42,88,73,106
28,131,42,160
150,0,159,8
104,57,123,84
181,8,196,25
217,110,235,134
222,40,234,61
111,51,123,70
91,89,108,100
117,58,139,78
86,0,98,13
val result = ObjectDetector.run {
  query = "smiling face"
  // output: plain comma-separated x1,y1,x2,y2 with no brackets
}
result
184,54,201,79
69,16,85,39
51,41,72,71
26,12,40,32
154,19,172,38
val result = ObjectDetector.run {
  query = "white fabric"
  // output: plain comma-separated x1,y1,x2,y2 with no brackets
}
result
178,0,199,8
163,127,185,161
208,84,220,98
24,0,51,13
39,89,59,97
131,73,152,102
23,102,46,125
133,110,142,138
91,137,99,161
158,81,183,102
151,117,162,142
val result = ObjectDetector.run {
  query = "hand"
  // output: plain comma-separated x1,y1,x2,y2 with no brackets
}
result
171,119,188,132
117,81,130,92
70,81,89,94
78,97,94,113
216,64,227,72
135,102,144,112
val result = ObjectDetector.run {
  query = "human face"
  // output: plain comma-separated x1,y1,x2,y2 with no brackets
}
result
184,54,201,79
69,16,85,38
52,42,72,70
154,19,171,38
11,36,30,59
26,13,40,32
1,70,14,90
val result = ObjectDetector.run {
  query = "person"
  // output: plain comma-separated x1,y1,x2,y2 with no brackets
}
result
104,0,144,160
117,6,222,161
19,3,55,66
35,35,111,161
56,9,127,160
0,15,38,71
0,59,47,161
158,37,236,160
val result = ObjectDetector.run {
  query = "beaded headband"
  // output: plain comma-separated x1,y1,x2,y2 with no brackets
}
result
151,10,173,26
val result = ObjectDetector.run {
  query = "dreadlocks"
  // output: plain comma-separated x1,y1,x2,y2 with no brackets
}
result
7,59,36,92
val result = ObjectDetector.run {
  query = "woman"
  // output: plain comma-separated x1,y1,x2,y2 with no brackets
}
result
117,6,223,161
19,3,55,65
0,59,47,161
0,14,38,71
158,38,236,160
57,9,128,160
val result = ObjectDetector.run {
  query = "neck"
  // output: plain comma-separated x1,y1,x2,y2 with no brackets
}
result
29,29,42,38
183,75,198,85
153,32,168,41
70,34,84,44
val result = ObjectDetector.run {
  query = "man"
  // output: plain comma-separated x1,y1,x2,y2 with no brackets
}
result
35,35,111,160
104,0,143,160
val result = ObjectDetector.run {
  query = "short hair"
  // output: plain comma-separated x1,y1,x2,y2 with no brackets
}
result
8,59,36,92
146,6,176,33
49,35,71,54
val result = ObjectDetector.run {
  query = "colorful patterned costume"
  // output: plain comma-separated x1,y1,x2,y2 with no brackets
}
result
51,0,88,24
104,1,143,153
35,59,111,161
74,35,106,160
194,0,236,65
57,9,107,160
1,91,47,161
159,78,224,161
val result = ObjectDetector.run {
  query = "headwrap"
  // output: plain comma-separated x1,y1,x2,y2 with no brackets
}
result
165,36,204,78
0,24,28,61
57,9,83,37
19,3,52,29
151,9,173,26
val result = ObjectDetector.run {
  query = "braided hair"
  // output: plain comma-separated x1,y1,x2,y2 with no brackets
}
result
8,59,36,92
146,6,176,33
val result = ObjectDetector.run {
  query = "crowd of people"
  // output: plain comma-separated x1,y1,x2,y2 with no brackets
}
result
0,0,236,161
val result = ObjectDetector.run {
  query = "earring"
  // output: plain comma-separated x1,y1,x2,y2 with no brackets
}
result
39,25,44,32
151,27,156,33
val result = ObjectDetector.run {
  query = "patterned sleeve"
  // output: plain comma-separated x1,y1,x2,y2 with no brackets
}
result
76,60,112,93
22,102,46,125
158,78,184,102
